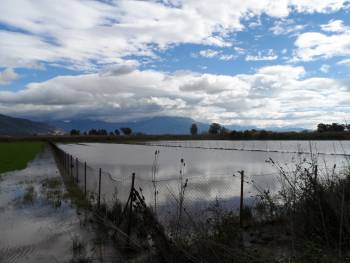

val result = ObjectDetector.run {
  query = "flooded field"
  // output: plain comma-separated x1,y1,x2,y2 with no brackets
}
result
0,147,121,263
59,140,350,222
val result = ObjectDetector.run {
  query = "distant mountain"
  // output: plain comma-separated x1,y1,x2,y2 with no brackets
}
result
50,116,209,135
50,116,305,135
0,114,58,136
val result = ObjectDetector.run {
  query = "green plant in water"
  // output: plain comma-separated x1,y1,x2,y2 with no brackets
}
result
151,149,160,216
175,158,188,238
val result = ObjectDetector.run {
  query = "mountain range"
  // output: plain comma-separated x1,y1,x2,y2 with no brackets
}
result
49,116,210,135
0,113,306,136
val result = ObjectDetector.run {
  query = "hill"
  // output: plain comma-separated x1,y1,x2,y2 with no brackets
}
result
0,114,58,136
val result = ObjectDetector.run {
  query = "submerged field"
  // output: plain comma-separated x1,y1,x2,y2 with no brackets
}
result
0,142,44,174
56,140,350,262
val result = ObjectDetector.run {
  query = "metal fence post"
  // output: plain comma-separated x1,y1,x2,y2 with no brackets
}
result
98,168,102,208
84,161,87,197
239,170,244,227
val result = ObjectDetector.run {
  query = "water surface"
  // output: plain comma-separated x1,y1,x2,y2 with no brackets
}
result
59,140,350,221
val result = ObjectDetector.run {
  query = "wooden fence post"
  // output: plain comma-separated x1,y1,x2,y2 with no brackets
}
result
70,155,73,177
76,158,79,183
239,170,244,227
84,161,87,197
98,168,102,208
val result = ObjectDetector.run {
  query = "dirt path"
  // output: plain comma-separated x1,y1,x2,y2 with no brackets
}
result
0,146,122,263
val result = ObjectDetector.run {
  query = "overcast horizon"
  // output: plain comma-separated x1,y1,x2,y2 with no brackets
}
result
0,1,350,129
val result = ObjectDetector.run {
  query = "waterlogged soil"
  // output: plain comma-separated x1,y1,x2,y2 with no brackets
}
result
0,147,122,263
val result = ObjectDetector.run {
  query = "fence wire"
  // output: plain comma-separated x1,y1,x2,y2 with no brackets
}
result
52,143,284,230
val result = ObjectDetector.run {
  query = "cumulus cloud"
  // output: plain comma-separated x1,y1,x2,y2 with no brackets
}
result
1,65,350,128
294,22,350,61
321,19,349,32
0,0,349,70
0,68,19,85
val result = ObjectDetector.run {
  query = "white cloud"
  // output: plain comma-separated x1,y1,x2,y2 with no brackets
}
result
197,49,236,61
270,19,305,35
337,58,350,66
0,68,19,85
198,49,220,58
321,19,349,32
320,64,330,73
245,49,278,61
294,30,350,61
0,0,349,70
1,64,349,128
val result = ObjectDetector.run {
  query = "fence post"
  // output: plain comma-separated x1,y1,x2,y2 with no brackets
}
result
127,172,136,245
98,168,102,208
84,161,87,197
70,155,73,177
76,158,79,183
239,170,244,227
314,164,318,184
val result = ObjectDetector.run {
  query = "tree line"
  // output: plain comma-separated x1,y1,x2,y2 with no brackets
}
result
70,127,132,136
317,123,350,133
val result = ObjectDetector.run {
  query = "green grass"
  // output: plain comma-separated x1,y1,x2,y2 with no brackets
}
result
0,142,45,174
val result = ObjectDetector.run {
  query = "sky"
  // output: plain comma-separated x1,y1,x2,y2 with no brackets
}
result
0,0,350,129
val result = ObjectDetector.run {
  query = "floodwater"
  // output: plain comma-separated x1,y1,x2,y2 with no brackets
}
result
0,147,121,263
59,140,350,221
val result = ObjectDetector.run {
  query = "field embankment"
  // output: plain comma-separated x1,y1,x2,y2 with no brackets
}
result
0,142,45,174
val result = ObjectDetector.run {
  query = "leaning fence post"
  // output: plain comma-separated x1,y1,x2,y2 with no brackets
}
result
239,170,244,227
127,172,136,245
84,162,87,197
98,168,102,208
76,158,79,183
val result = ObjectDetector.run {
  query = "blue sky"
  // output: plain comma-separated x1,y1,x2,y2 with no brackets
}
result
0,0,350,128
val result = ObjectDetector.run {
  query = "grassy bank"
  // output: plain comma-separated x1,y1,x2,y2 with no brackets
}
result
0,142,45,174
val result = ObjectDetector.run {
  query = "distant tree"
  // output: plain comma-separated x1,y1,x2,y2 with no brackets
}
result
109,131,114,136
88,128,108,135
114,129,120,136
317,123,327,133
120,127,132,135
208,123,222,135
98,129,108,135
220,126,229,135
331,123,345,132
88,129,97,135
317,123,345,132
70,129,80,136
190,123,198,135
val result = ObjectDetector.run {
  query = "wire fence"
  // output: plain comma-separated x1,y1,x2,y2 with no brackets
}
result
50,142,284,235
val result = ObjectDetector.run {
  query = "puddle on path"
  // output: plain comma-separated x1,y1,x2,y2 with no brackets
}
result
0,147,123,263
